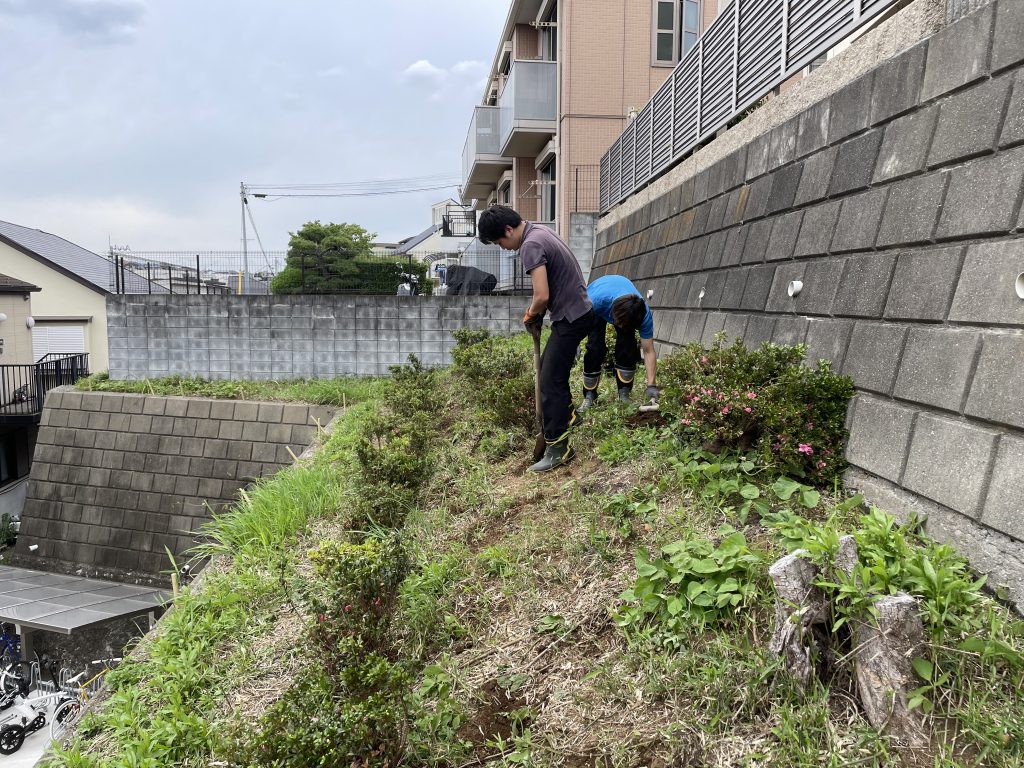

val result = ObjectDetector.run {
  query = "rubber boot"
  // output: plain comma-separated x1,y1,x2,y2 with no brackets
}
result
528,435,575,473
577,372,601,413
615,366,635,403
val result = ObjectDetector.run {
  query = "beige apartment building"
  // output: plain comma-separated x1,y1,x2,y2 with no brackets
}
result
461,0,727,238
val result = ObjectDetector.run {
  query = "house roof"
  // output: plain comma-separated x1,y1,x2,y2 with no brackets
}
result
0,219,159,295
396,224,440,254
0,272,41,293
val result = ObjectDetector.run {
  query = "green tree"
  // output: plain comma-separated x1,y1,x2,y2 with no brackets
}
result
271,220,377,294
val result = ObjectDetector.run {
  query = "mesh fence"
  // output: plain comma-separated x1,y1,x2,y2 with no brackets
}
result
109,249,529,296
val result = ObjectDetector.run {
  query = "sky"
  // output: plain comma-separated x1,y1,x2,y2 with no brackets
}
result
0,0,510,255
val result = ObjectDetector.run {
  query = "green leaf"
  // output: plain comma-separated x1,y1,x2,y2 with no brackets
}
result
690,558,721,574
686,581,706,599
740,484,760,500
799,489,820,509
666,597,683,616
772,477,801,501
911,657,934,682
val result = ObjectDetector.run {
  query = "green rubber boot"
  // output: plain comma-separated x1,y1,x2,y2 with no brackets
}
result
528,436,575,473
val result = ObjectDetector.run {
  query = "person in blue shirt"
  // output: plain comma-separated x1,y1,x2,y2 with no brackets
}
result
580,274,659,410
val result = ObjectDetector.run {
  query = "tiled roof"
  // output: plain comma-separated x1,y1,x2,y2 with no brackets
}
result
0,219,159,294
0,271,41,293
396,224,440,254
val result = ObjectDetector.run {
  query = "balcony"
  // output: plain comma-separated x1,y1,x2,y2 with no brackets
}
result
499,60,557,157
461,106,510,203
0,354,90,425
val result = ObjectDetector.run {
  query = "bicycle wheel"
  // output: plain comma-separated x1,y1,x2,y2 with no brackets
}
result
0,723,24,755
0,660,28,694
51,698,83,741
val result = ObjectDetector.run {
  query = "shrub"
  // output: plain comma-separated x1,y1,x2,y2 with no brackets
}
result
659,335,854,484
450,329,534,431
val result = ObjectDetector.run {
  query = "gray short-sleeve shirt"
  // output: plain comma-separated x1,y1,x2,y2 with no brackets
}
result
518,222,592,323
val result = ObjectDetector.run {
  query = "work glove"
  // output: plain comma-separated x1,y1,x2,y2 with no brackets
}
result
523,311,543,337
645,385,660,401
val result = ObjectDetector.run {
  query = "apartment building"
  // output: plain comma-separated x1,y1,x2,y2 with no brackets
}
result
460,0,727,240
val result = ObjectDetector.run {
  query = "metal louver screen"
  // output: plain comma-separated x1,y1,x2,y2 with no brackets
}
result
32,325,86,361
600,0,900,212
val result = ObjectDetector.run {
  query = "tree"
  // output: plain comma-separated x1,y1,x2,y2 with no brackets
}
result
271,221,377,294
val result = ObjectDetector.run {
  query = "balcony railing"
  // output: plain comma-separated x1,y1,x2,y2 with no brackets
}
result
0,354,90,420
499,60,557,156
461,106,509,202
600,0,901,212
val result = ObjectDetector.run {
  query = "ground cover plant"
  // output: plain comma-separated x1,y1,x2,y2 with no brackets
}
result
46,336,1024,768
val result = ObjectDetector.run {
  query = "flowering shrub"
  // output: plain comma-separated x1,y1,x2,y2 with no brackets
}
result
660,335,854,484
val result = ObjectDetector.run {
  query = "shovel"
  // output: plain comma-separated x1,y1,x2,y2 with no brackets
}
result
531,329,546,462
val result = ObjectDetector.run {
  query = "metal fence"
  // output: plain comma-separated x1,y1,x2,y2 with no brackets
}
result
108,251,529,296
0,354,90,418
600,0,901,212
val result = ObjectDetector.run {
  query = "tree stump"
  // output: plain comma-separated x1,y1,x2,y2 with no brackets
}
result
854,594,930,749
768,550,830,691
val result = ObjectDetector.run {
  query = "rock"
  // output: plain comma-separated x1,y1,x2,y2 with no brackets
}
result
836,535,859,576
854,593,930,749
768,550,830,691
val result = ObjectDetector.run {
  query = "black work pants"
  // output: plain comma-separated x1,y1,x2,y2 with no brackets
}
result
582,318,641,379
539,310,595,442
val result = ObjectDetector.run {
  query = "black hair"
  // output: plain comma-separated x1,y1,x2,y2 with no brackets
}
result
478,205,522,244
612,294,647,331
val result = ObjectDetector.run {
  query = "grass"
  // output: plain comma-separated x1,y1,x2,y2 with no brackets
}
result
46,343,1024,768
75,371,381,405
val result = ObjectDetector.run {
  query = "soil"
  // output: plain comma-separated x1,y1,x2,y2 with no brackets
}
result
626,409,667,428
456,678,528,753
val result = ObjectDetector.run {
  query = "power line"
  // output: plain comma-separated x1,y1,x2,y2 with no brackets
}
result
253,182,460,200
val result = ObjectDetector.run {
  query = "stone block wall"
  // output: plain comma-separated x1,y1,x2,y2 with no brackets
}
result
106,294,523,380
9,388,336,584
592,2,1024,601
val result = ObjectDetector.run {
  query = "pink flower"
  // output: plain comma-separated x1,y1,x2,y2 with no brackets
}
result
746,392,757,399
701,356,708,364
798,443,814,455
743,407,752,413
772,442,782,451
681,418,691,425
816,461,827,469
721,407,730,415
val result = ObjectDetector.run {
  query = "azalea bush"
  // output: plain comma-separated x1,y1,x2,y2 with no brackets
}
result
660,335,854,485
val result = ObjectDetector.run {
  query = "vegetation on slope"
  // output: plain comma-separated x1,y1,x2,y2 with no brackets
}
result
50,333,1024,768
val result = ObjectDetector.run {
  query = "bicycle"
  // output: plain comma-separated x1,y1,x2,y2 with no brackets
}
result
50,657,122,743
0,625,22,693
0,656,75,755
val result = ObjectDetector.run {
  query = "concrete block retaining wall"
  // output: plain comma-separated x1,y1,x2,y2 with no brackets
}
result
106,295,522,380
593,1,1024,602
10,388,336,584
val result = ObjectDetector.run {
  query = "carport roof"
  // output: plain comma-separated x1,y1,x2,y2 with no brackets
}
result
0,566,170,634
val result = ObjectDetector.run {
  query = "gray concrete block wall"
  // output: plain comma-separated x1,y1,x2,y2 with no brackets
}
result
108,295,522,380
593,1,1024,602
10,388,336,584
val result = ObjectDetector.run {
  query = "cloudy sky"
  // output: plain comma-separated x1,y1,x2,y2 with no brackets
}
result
0,0,509,255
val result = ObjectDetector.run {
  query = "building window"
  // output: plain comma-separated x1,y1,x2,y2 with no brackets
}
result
541,6,557,61
652,0,701,66
540,159,556,223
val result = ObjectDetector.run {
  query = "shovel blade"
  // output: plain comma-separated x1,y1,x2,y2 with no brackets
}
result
533,433,546,462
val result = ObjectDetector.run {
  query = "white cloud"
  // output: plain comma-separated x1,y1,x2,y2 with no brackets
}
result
402,59,447,81
0,0,146,44
451,60,484,76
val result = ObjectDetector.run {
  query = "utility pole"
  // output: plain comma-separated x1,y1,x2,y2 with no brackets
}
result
240,182,250,294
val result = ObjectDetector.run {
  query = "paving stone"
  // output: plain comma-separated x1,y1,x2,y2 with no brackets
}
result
937,146,1024,238
719,268,750,310
832,253,897,319
874,106,939,183
746,132,771,179
829,73,875,143
842,321,908,395
980,433,1024,539
965,334,1024,429
743,315,776,347
1001,70,1024,148
700,313,728,345
742,219,774,264
884,245,964,321
794,146,837,206
993,0,1024,72
949,240,1024,325
903,413,998,518
921,3,994,101
845,395,917,482
740,264,776,311
765,162,804,216
794,201,841,258
767,119,799,171
766,262,806,313
743,174,773,220
771,316,809,347
870,41,928,124
829,130,884,196
797,258,845,316
876,171,949,247
929,76,1013,166
721,224,750,267
894,327,981,411
797,100,831,158
721,314,748,343
830,188,888,253
803,318,853,370
765,211,803,262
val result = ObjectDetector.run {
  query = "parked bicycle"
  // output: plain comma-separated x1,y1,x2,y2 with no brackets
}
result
50,657,122,743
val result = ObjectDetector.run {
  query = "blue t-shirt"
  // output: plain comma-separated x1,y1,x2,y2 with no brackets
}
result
587,275,654,339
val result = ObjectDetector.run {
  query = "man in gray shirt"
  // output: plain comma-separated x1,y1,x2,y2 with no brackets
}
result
478,205,594,472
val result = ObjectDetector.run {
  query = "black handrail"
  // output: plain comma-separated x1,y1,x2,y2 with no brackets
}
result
0,354,90,416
